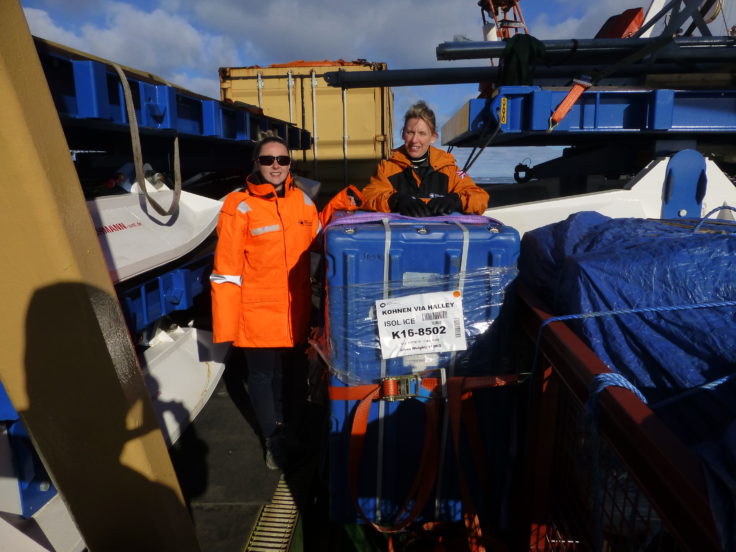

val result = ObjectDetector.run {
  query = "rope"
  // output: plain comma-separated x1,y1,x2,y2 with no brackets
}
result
113,64,182,216
720,0,730,34
532,298,736,376
650,372,734,409
587,372,648,408
462,117,502,173
692,205,736,233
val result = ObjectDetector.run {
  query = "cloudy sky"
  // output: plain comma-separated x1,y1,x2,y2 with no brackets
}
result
19,0,735,178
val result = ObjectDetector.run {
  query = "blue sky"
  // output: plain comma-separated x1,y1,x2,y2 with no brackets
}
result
19,0,735,178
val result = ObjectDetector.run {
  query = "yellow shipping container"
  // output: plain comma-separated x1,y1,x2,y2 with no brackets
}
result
219,60,393,199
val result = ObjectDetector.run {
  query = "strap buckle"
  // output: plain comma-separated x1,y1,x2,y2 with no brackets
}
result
380,374,423,402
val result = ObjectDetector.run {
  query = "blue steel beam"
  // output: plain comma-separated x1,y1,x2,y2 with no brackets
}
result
36,37,311,150
442,86,736,147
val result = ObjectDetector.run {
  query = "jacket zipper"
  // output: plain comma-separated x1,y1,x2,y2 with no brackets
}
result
274,194,293,345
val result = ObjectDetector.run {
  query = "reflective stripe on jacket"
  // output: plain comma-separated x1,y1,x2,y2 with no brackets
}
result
361,145,489,215
210,173,320,347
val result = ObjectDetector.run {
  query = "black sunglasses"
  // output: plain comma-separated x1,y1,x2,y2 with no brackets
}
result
258,155,291,166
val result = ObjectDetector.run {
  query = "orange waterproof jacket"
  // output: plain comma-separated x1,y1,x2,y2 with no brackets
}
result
319,184,364,226
210,173,320,347
361,145,489,215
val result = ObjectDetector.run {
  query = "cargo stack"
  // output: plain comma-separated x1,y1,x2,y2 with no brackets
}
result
322,215,521,528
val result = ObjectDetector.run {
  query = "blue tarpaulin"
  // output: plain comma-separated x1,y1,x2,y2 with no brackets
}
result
519,212,736,550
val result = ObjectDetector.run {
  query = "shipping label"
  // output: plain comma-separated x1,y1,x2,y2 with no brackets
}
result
375,291,467,359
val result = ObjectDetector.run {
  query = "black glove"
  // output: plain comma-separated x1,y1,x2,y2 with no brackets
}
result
388,193,431,217
427,193,462,215
346,186,363,208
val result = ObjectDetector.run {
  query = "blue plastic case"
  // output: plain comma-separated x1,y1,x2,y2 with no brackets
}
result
324,218,520,524
325,219,519,384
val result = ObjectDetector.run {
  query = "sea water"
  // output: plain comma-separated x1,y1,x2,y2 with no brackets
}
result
449,145,563,184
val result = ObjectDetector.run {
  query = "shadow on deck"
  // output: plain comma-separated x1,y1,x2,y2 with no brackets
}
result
171,350,330,552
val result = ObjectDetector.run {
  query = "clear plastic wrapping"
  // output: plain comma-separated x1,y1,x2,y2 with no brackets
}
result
316,266,518,385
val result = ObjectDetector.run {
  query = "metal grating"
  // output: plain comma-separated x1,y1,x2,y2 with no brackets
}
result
519,286,720,552
243,477,299,552
540,389,687,552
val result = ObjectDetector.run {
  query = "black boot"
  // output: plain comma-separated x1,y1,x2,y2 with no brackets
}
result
264,428,289,471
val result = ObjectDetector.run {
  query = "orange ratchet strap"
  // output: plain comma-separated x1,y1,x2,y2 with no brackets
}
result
547,34,675,133
328,371,522,539
548,77,592,132
330,375,440,534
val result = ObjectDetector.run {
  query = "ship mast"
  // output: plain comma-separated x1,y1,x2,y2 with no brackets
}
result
476,0,529,97
478,0,528,40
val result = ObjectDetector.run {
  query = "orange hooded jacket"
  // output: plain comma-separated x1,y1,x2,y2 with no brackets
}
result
318,184,364,227
210,173,320,347
361,145,489,215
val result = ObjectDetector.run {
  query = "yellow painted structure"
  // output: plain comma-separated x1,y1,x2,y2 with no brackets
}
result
0,2,199,550
220,61,393,197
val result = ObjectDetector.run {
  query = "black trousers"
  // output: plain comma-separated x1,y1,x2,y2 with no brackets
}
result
243,346,307,439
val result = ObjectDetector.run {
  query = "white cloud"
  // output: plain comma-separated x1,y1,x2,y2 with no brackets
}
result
23,7,86,49
85,3,239,77
174,0,486,69
527,1,652,39
23,2,239,97
168,73,222,98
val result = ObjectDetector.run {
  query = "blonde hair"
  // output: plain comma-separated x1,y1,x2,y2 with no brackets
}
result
403,101,437,135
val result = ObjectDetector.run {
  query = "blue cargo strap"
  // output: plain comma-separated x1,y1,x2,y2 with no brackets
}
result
373,216,475,523
454,221,470,291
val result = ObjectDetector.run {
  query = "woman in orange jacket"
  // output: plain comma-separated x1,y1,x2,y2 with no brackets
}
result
362,101,489,216
210,135,320,470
